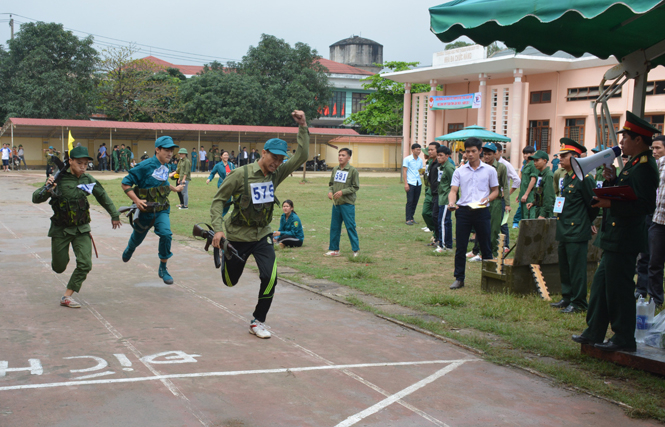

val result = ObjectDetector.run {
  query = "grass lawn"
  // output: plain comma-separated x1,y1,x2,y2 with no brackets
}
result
87,174,665,420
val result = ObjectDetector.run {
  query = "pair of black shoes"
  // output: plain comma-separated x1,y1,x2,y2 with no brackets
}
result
571,335,637,352
550,299,584,314
450,280,464,290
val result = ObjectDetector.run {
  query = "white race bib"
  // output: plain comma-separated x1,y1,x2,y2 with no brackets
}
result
250,182,274,204
596,181,603,189
553,197,565,214
437,169,443,182
334,170,348,183
536,177,542,187
559,178,564,192
152,165,169,181
76,183,96,195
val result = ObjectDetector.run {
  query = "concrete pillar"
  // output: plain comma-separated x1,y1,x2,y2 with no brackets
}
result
477,73,488,128
426,79,438,145
509,69,524,170
402,83,412,158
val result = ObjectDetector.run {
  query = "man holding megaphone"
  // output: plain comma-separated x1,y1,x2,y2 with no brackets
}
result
572,111,659,352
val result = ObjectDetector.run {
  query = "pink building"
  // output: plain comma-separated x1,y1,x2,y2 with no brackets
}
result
383,46,665,169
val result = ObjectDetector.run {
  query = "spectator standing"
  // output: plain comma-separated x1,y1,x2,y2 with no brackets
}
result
191,148,198,173
447,137,499,290
481,143,509,259
229,151,237,166
435,145,455,252
551,154,560,172
17,145,26,170
98,143,108,172
250,148,261,163
642,135,665,307
424,142,441,244
518,146,538,220
199,146,207,171
176,148,192,209
526,151,555,219
239,147,249,166
210,145,220,171
1,143,11,172
112,145,120,173
207,151,236,217
273,200,304,248
402,143,423,225
495,144,519,248
325,148,360,257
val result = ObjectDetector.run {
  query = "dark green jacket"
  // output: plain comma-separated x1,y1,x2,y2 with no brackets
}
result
534,167,555,218
32,171,120,238
519,161,538,202
597,150,658,253
437,160,456,206
556,170,599,242
329,164,360,205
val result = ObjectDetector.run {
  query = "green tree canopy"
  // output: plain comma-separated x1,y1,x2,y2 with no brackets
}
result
0,22,99,122
343,61,431,135
444,40,473,50
227,34,332,126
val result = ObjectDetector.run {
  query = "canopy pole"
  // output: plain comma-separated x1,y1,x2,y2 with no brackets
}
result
197,131,201,172
61,127,64,156
632,67,649,118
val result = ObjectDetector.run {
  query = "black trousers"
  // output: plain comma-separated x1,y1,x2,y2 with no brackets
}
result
222,236,277,323
431,200,440,242
454,207,491,281
276,236,303,247
405,184,422,221
647,222,665,305
636,214,652,297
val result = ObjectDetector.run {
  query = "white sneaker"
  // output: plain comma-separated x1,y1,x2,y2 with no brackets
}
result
324,250,340,257
249,320,271,339
434,246,447,253
465,251,475,258
353,251,360,257
60,295,81,308
421,227,431,232
469,255,482,262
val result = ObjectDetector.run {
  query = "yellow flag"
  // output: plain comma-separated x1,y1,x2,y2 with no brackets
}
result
68,131,75,152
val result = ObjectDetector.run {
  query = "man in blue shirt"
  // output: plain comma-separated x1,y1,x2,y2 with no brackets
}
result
551,154,560,172
98,143,108,172
402,143,423,225
120,136,184,284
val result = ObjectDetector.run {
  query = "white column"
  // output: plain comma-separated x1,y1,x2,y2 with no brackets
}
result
509,69,524,170
477,74,488,128
402,83,412,158
426,79,438,145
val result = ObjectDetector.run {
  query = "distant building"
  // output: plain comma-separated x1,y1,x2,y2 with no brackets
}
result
330,36,383,74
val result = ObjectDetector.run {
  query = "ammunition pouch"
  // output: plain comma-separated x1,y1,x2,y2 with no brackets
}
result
51,197,91,227
229,166,279,228
134,185,170,211
534,186,544,207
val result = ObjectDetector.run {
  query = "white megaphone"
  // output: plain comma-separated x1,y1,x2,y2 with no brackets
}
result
571,146,622,180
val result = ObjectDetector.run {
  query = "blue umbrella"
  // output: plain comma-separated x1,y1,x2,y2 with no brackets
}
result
435,125,511,143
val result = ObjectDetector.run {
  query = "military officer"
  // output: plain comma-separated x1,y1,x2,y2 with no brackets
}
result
550,139,599,314
120,136,184,284
526,151,555,219
573,111,659,352
33,146,121,308
210,110,309,339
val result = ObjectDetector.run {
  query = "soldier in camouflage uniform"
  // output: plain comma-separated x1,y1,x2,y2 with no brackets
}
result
33,146,121,308
210,111,308,339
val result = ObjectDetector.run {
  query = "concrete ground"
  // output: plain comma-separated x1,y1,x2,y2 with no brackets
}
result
0,174,658,427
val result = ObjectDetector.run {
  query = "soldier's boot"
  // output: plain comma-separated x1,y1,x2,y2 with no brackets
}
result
158,261,174,285
122,246,134,263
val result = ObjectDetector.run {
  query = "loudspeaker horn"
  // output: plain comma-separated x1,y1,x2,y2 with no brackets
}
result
571,146,622,180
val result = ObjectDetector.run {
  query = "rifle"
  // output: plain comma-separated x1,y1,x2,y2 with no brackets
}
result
118,202,164,228
38,157,69,197
192,223,244,269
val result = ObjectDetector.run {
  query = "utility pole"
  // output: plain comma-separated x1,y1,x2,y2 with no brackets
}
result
9,14,14,40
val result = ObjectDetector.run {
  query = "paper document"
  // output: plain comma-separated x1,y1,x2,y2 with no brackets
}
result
501,211,509,226
467,202,487,209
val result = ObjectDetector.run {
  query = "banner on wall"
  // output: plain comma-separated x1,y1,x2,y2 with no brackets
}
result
429,92,482,110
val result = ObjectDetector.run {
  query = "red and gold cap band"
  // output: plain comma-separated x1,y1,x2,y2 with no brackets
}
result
622,120,655,137
560,144,582,154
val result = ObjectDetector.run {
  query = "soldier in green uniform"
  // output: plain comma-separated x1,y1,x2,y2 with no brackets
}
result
325,148,360,257
43,146,61,178
573,112,659,352
420,143,438,241
175,148,192,209
33,146,122,308
209,145,219,171
112,145,120,173
550,139,599,314
118,144,129,172
210,110,309,339
526,151,555,218
435,145,456,251
518,146,539,220
481,143,509,257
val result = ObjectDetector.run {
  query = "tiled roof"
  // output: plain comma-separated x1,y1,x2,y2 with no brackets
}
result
328,135,402,144
142,56,205,76
316,58,375,76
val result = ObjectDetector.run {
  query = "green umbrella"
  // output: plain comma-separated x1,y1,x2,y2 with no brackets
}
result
435,125,511,143
429,0,665,68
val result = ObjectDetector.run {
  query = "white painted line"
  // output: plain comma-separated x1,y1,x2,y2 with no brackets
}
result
334,361,465,427
0,359,477,392
74,371,115,380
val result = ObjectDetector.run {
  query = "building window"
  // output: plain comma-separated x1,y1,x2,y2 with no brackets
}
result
646,115,664,134
597,116,620,146
352,93,368,113
527,120,551,152
325,91,346,118
530,90,551,104
564,118,585,143
448,123,464,133
566,86,621,101
646,81,665,96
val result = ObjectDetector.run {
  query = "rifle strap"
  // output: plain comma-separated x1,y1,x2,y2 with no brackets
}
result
90,233,99,258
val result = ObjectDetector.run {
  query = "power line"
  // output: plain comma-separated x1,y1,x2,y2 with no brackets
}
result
3,13,239,64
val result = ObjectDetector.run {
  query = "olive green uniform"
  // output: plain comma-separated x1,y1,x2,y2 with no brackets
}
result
519,161,538,219
32,171,120,293
556,170,599,310
533,167,555,218
489,160,510,257
581,150,658,347
112,149,119,172
421,159,437,236
210,126,309,323
119,148,130,171
553,167,567,196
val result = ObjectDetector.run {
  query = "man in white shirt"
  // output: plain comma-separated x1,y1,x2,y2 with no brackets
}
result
495,143,520,248
17,145,26,170
1,143,11,172
448,137,499,289
199,147,207,172
402,143,423,225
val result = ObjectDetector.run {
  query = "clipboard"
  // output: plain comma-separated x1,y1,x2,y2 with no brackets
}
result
593,186,637,201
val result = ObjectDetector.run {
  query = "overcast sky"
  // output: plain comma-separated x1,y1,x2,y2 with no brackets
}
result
1,0,457,68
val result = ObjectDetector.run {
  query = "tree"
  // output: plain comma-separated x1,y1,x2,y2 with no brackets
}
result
445,40,473,50
486,42,503,58
0,22,99,122
97,45,182,122
228,34,331,126
178,67,263,125
343,61,431,135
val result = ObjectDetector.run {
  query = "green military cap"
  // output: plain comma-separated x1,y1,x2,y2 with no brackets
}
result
528,150,549,161
178,148,188,154
264,138,288,156
617,111,660,143
482,142,497,152
155,136,179,149
69,146,93,160
559,138,587,155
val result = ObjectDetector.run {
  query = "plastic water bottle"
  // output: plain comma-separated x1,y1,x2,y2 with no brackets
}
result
636,296,648,343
